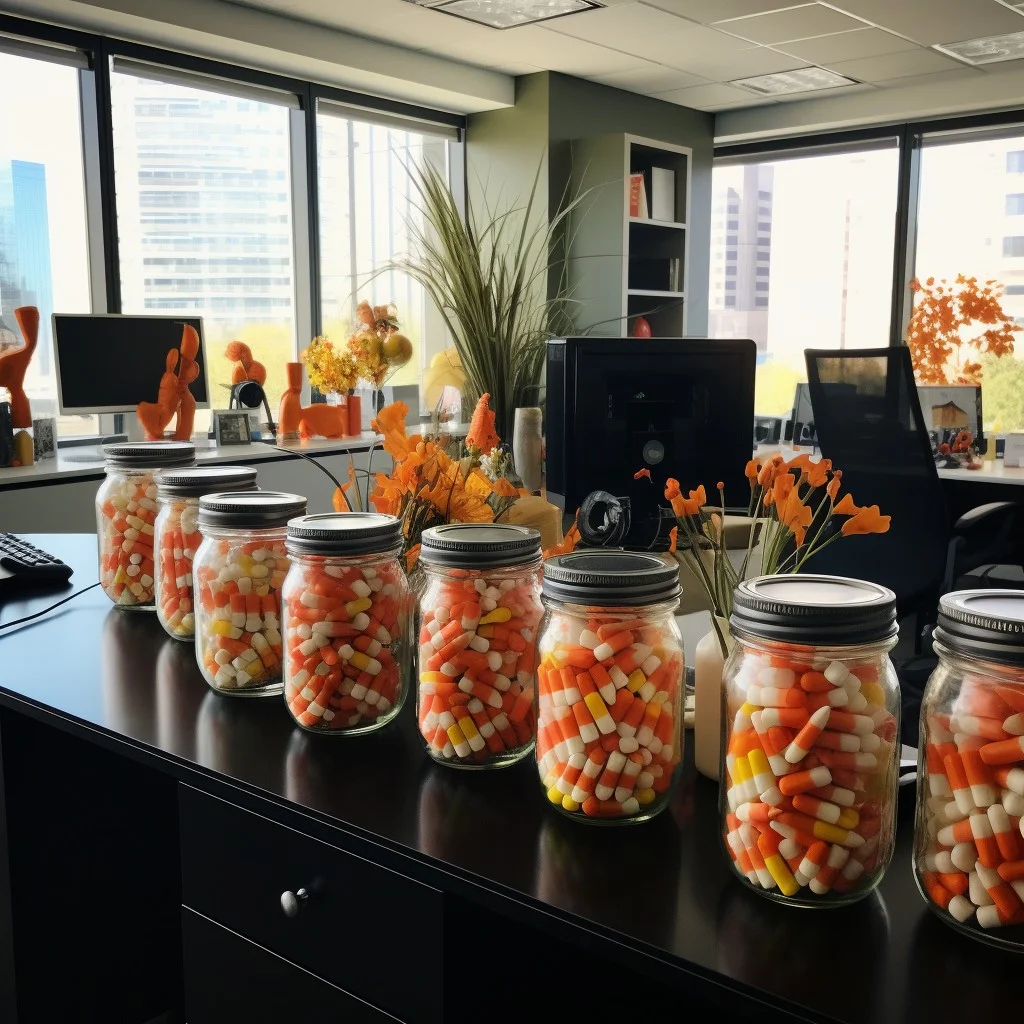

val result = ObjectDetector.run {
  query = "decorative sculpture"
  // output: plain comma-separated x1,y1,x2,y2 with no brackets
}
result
225,341,267,386
278,362,347,440
136,324,201,441
0,306,39,428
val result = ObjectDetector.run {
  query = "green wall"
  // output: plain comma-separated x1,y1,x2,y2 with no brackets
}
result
466,70,714,336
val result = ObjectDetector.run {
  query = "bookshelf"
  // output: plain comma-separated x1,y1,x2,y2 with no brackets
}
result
566,133,691,338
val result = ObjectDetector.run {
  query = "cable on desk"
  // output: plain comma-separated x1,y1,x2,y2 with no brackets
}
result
0,582,101,631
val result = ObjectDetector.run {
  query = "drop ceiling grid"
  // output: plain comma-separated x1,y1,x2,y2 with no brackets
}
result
224,0,1024,111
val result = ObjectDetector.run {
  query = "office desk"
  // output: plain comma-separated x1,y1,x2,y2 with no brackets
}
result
1,535,1019,1024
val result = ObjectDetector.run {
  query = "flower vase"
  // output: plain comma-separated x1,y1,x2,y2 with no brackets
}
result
347,394,362,437
694,615,734,781
513,407,543,494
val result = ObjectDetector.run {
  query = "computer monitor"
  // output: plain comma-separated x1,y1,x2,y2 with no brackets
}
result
52,314,210,415
916,384,983,446
546,337,757,515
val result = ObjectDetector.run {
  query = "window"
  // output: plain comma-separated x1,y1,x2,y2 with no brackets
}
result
727,202,739,215
726,235,738,246
724,281,736,290
917,133,1024,431
725,265,737,276
111,67,299,426
316,104,452,406
724,295,736,308
708,145,899,415
726,250,737,261
1005,236,1024,257
726,219,739,230
0,49,94,435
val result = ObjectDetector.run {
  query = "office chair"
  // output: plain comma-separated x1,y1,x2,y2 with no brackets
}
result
801,347,1019,643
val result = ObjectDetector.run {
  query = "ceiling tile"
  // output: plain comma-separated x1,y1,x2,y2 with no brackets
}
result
490,62,544,75
826,46,966,82
704,96,779,110
544,3,754,70
588,63,710,93
768,80,875,101
827,0,1024,47
653,81,759,106
715,3,871,44
778,27,917,63
641,0,804,23
686,44,809,78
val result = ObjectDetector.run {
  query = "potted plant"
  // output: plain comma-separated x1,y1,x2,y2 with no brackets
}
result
385,160,581,443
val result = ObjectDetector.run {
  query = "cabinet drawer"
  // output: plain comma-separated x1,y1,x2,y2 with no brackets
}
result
179,786,442,1023
183,908,394,1023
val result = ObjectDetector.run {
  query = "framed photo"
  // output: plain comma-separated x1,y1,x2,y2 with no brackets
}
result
213,409,252,446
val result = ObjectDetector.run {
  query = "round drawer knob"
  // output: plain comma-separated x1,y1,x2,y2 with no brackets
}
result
280,887,309,918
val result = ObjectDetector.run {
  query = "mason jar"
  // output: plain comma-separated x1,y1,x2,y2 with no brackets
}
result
95,441,195,609
914,590,1024,947
722,575,900,906
283,512,411,734
192,491,306,696
537,550,684,823
153,465,258,639
417,523,543,768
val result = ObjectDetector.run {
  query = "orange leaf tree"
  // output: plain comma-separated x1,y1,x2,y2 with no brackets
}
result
906,274,1019,384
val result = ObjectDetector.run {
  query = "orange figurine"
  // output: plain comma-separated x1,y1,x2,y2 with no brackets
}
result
225,340,266,386
278,361,346,439
466,393,500,453
136,348,180,440
173,324,201,441
136,323,202,441
0,306,39,428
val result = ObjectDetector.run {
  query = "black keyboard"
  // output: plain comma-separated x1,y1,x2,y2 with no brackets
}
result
0,535,73,588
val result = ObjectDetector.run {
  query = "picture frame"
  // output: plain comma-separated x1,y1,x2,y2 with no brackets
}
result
213,409,252,446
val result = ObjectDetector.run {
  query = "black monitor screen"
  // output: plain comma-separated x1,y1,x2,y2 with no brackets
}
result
53,314,209,414
558,338,756,516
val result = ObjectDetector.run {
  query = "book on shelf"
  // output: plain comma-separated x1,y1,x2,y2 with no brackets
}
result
628,172,648,218
649,167,675,221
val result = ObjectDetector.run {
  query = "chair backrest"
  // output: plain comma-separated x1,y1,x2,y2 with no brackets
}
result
802,347,949,609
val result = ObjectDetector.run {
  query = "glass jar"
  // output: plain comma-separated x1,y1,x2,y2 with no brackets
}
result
537,550,684,824
95,441,195,609
417,523,543,768
153,465,258,639
722,575,900,906
914,590,1024,947
192,491,307,696
283,513,411,734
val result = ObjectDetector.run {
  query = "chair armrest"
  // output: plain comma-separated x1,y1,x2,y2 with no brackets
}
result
954,501,1017,531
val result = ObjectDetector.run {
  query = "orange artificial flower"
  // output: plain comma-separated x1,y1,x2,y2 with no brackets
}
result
634,468,651,480
332,486,352,512
841,505,891,536
668,525,678,554
665,478,681,500
745,459,760,483
804,458,832,489
833,493,863,517
671,484,707,518
826,471,843,501
466,393,500,453
372,401,419,460
778,489,812,546
772,472,796,507
492,477,521,498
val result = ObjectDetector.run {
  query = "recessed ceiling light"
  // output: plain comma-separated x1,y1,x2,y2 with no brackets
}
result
936,30,1024,65
402,0,603,29
731,67,858,96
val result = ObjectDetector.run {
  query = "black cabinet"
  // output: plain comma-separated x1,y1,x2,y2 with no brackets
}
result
179,786,442,1023
182,908,393,1023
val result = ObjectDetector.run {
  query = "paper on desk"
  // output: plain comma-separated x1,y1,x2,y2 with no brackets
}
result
1004,433,1024,468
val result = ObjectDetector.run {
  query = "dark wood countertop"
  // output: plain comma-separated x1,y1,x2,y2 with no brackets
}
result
0,535,1018,1024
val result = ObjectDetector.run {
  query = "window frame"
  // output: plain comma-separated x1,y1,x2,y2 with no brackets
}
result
0,11,467,439
713,110,1024,352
